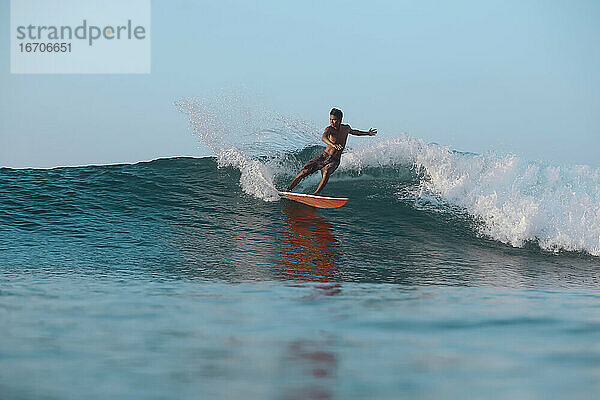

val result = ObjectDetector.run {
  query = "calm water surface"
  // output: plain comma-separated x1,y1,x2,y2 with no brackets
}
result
1,158,599,399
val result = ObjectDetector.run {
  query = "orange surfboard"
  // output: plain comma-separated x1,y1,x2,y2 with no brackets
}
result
278,191,349,209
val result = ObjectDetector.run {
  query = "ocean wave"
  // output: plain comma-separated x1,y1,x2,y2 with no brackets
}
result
175,94,599,256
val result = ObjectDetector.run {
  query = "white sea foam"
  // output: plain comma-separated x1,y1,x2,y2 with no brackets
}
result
215,148,280,201
343,136,600,256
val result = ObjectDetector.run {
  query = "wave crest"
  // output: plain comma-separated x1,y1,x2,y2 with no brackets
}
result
344,136,600,256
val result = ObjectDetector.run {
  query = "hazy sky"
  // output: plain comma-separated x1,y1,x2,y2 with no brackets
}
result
1,0,599,168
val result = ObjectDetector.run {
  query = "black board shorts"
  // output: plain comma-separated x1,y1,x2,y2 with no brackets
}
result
302,151,340,174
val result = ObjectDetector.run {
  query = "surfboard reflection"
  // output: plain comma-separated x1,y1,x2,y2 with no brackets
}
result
278,203,341,285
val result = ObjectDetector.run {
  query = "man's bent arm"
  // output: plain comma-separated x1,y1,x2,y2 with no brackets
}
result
322,131,343,151
322,131,335,146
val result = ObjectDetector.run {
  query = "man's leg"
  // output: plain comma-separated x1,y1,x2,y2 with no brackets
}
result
313,169,332,195
287,169,310,192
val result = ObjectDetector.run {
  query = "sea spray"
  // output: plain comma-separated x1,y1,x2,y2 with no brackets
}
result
175,93,320,201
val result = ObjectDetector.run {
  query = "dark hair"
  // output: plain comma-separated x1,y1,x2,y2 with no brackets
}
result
330,108,343,120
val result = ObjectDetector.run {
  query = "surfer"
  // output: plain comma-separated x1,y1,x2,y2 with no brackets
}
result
286,108,377,195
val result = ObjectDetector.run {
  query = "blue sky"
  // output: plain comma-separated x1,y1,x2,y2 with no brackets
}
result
1,0,599,168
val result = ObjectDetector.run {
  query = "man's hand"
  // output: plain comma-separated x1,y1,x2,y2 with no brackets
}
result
368,128,377,136
334,144,344,150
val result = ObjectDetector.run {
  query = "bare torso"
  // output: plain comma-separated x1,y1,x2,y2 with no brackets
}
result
324,124,351,159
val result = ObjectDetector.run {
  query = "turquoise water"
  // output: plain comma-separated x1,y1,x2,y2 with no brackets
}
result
1,156,600,399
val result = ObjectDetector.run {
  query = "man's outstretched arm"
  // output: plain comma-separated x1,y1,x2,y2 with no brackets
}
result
350,128,377,136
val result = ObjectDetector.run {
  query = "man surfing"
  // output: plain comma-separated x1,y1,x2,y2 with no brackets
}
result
286,108,377,195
